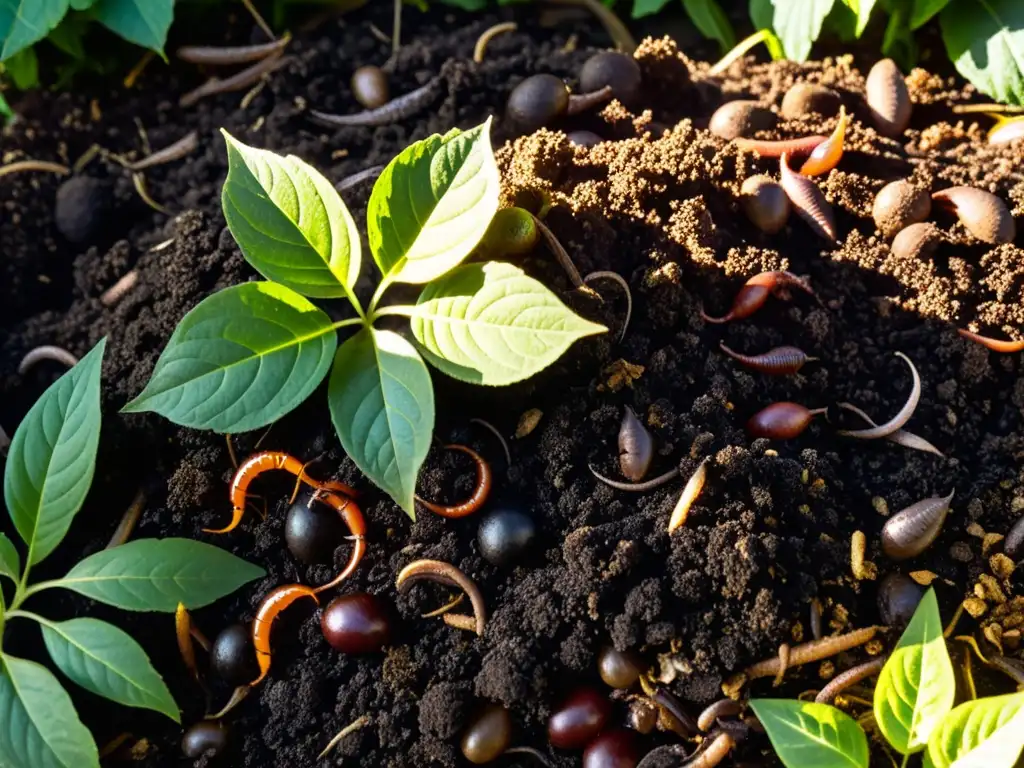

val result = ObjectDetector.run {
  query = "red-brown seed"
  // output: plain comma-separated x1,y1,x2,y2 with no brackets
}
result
780,83,842,120
747,402,827,440
733,134,827,159
583,729,636,768
779,153,838,243
719,343,814,375
932,186,1016,244
865,58,911,138
958,328,1024,353
701,270,817,324
548,688,612,749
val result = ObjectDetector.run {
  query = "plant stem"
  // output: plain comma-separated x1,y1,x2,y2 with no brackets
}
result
372,305,415,319
709,29,784,75
900,752,910,768
367,274,396,318
332,317,367,332
3,610,42,624
11,579,60,607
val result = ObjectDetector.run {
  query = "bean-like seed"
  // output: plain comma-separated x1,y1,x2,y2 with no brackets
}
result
709,101,776,140
740,175,790,234
932,186,1016,244
781,82,841,119
881,491,955,560
865,59,911,137
873,180,931,239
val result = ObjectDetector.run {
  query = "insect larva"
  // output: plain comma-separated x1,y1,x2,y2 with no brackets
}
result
668,458,709,533
881,490,955,560
779,153,838,243
958,328,1024,353
719,343,815,375
747,403,828,440
701,270,817,324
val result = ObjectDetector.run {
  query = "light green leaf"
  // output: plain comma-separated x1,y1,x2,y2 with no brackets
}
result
911,0,952,29
329,328,433,518
4,339,103,566
845,0,877,35
122,282,337,433
874,588,956,754
749,700,869,768
368,118,500,285
633,0,672,19
941,0,1024,106
682,0,737,53
68,0,96,8
924,692,1024,768
54,538,265,611
40,617,178,722
763,0,837,61
221,130,362,301
0,0,68,61
0,534,19,582
406,261,606,386
0,91,12,120
91,0,172,54
5,46,37,89
750,0,774,30
0,655,99,768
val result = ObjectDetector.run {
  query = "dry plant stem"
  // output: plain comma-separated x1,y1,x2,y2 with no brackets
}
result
955,634,990,663
590,465,680,492
708,29,778,75
544,0,636,52
190,625,212,653
18,345,79,375
337,165,385,192
179,53,289,107
100,270,140,307
668,458,709,533
105,489,146,549
651,687,698,735
0,160,71,179
420,593,464,618
470,417,512,467
838,352,920,439
814,657,885,703
810,599,823,641
962,647,977,700
697,699,743,732
206,685,250,720
952,103,1024,114
504,747,554,767
744,627,880,680
566,85,614,115
837,402,943,457
583,271,632,342
473,22,517,62
683,731,735,768
309,77,442,127
242,0,276,41
396,559,486,636
176,34,290,66
132,174,169,214
318,715,371,760
127,131,199,172
942,603,964,638
529,213,595,295
392,0,401,55
958,328,1024,353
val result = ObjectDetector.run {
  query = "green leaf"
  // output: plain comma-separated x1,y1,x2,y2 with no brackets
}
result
941,0,1024,106
750,0,774,30
749,699,869,768
46,15,86,59
4,339,103,567
0,91,12,120
329,328,433,519
0,655,99,768
406,261,606,386
883,5,917,71
761,0,837,61
924,692,1024,768
0,534,19,582
5,46,37,89
874,588,956,754
436,0,488,8
368,118,500,285
221,130,362,301
840,0,878,35
682,0,737,53
633,0,672,18
911,0,952,29
122,282,337,433
0,0,68,61
40,617,178,722
91,0,172,54
54,538,264,611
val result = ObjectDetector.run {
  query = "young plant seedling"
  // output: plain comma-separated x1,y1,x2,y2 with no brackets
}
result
0,340,265,768
122,119,606,518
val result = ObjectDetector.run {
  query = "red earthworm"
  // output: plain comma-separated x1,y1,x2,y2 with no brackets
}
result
814,657,885,703
176,33,292,66
837,402,944,457
780,153,838,242
719,343,816,375
179,53,291,107
252,583,319,685
743,626,879,680
958,328,1024,353
799,107,848,176
881,490,955,560
700,270,817,324
747,402,828,439
127,131,199,172
309,77,443,127
697,699,743,732
589,464,680,492
416,444,492,518
837,352,920,439
309,490,366,594
18,345,79,374
396,559,486,636
733,134,827,158
566,85,614,115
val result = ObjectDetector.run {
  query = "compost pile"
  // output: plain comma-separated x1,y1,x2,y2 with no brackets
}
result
1,4,1023,767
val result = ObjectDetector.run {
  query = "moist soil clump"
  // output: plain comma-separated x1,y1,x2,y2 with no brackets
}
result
1,5,1023,767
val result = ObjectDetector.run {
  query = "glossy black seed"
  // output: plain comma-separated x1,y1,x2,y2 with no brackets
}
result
55,176,108,244
877,573,924,627
351,65,389,109
579,52,642,107
210,623,257,686
182,721,228,758
477,507,536,567
285,494,343,565
507,74,569,132
321,592,391,653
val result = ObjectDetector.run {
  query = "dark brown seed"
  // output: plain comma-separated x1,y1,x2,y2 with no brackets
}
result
619,407,654,481
709,100,777,140
780,83,841,120
285,495,344,565
932,186,1016,244
55,176,108,244
182,721,228,758
351,65,389,109
580,51,642,108
891,222,941,261
568,130,604,148
779,154,837,242
747,402,826,440
740,175,790,234
873,180,931,238
877,573,924,626
1005,514,1024,561
583,729,636,768
507,74,569,132
865,58,911,137
881,491,955,560
548,687,612,749
461,704,512,764
210,623,258,686
598,647,642,689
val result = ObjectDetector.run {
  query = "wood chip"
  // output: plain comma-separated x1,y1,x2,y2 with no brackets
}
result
514,408,543,438
597,359,644,392
979,573,1007,603
991,553,1016,580
963,597,988,618
909,570,938,586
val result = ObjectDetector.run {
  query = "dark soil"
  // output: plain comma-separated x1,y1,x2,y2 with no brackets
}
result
2,3,1023,767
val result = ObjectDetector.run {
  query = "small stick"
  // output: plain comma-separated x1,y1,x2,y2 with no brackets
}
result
205,685,250,720
100,270,140,307
0,160,70,179
132,174,169,214
309,77,442,128
473,22,517,63
743,627,880,680
590,464,680,492
814,657,885,703
72,144,101,173
318,715,371,760
123,50,156,89
470,417,512,468
18,345,79,375
242,0,276,41
392,0,401,56
98,732,133,759
810,599,823,641
952,103,1024,114
179,53,289,107
177,34,291,66
583,270,632,342
709,28,783,75
127,131,199,172
421,593,464,618
530,213,598,297
944,604,966,639
106,489,146,549
337,165,386,192
544,0,636,52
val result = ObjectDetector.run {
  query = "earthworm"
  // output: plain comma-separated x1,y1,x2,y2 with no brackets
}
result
799,108,848,177
470,417,512,467
127,131,199,172
958,328,1024,353
697,699,743,732
175,603,200,681
309,490,367,594
396,559,487,636
105,489,146,549
743,626,879,680
309,77,443,127
682,731,735,768
100,270,139,307
668,458,709,533
1005,513,1024,560
932,186,1015,245
545,0,636,52
0,160,71,179
473,21,517,62
565,85,614,115
719,343,816,375
651,687,698,736
416,444,492,518
503,746,554,767
318,715,371,760
881,490,955,560
251,584,319,685
700,270,817,324
619,406,654,481
809,599,823,641
990,654,1024,686
176,34,291,66
780,153,838,243
17,345,79,375
583,271,632,342
814,657,885,703
589,465,680,492
733,135,826,158
837,402,944,457
530,213,596,296
179,52,290,107
837,352,920,439
747,403,828,440
336,165,385,192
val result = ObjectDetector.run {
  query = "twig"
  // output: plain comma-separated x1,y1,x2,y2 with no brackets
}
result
590,465,680,492
470,417,512,468
392,0,402,56
179,53,289,107
132,174,169,214
530,213,597,297
177,34,290,66
0,160,70,179
473,22,517,63
318,715,371,760
242,0,276,41
106,489,146,549
18,345,78,375
544,0,636,53
206,685,250,720
583,271,632,342
952,103,1024,114
127,131,199,172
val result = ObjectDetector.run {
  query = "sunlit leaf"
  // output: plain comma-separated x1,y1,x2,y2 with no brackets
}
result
924,692,1024,768
683,0,737,53
940,0,1024,105
750,699,869,768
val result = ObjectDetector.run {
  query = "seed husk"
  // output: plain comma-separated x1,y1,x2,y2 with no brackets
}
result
873,180,931,238
865,58,911,138
932,186,1016,245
